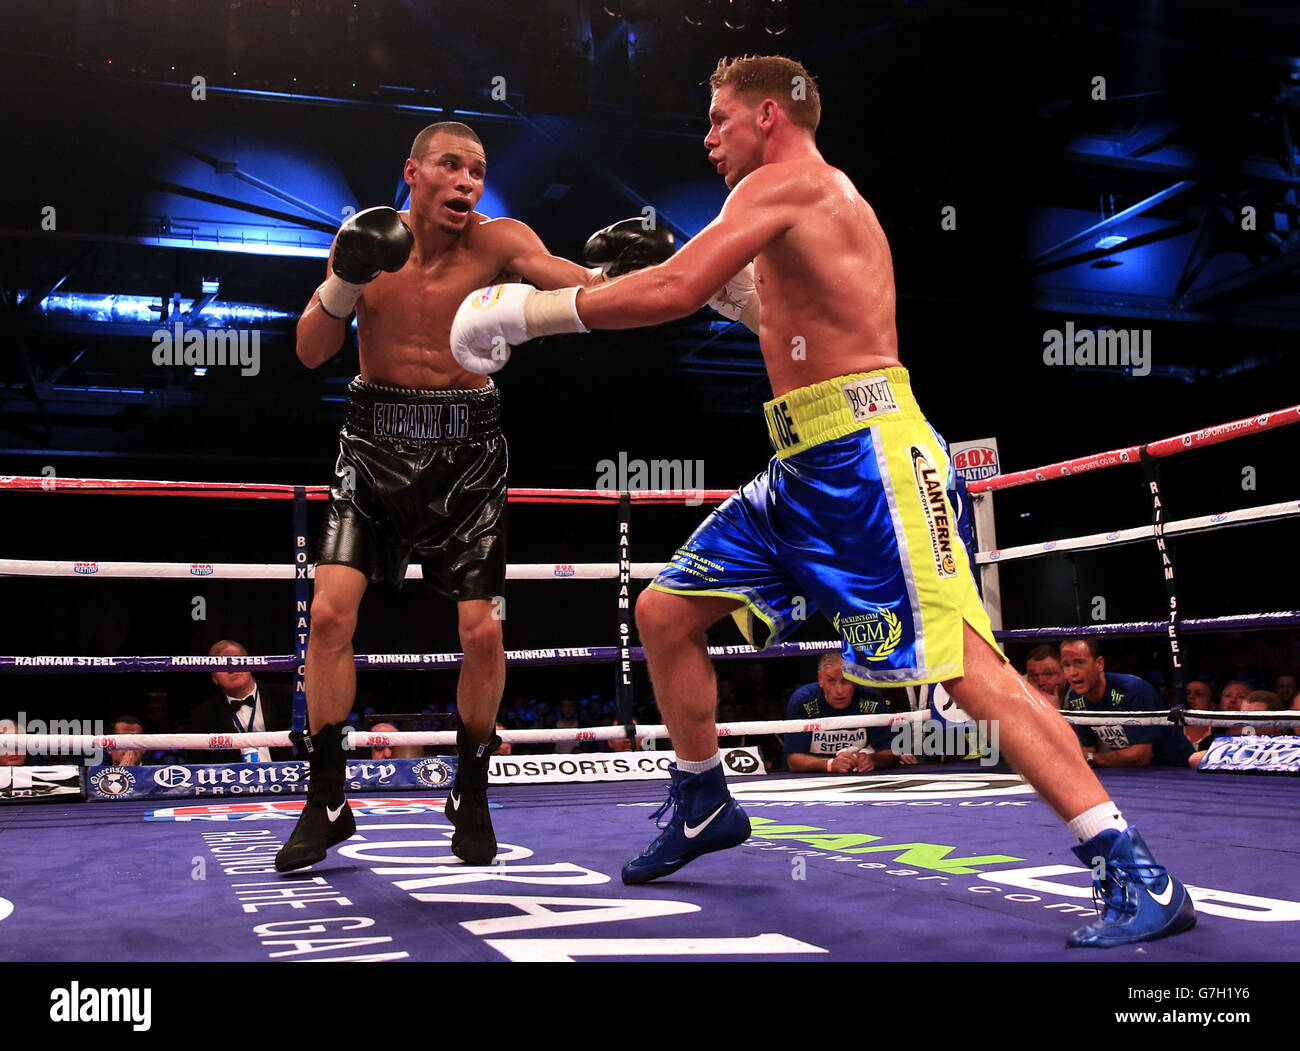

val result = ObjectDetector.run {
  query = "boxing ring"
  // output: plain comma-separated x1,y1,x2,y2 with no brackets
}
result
2,402,1299,963
2,767,1297,963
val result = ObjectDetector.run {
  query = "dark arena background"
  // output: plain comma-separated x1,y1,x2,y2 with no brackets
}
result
1,0,1298,1014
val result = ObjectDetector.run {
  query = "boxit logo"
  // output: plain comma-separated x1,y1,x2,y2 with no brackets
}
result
50,983,151,1031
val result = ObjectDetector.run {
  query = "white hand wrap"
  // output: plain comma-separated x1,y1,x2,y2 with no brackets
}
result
317,272,372,319
450,284,589,375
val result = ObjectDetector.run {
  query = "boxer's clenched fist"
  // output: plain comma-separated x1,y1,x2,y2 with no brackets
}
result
583,217,676,277
318,207,413,319
450,284,589,375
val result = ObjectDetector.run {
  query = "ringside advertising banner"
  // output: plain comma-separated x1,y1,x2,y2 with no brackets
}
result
0,765,84,804
85,747,768,800
87,757,456,801
489,747,766,784
1199,735,1300,774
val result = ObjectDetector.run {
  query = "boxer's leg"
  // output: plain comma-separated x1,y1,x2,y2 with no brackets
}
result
622,483,795,884
944,622,1196,947
622,582,756,883
276,563,367,872
943,621,1109,818
441,599,505,865
456,598,505,744
634,589,743,761
305,563,368,732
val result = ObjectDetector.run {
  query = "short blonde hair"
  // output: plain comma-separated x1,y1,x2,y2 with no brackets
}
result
709,55,821,134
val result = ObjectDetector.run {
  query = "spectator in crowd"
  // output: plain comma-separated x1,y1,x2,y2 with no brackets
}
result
605,717,639,752
784,654,914,773
1183,680,1215,747
495,722,512,756
1185,680,1213,709
1211,680,1255,737
1274,674,1297,708
0,717,23,767
1240,691,1283,737
368,721,399,760
1024,644,1066,706
1190,689,1289,766
187,639,292,764
106,715,146,766
1059,638,1193,767
552,698,581,755
1219,681,1251,713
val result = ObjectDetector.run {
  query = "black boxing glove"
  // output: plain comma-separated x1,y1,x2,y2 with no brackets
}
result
318,207,414,318
583,216,676,278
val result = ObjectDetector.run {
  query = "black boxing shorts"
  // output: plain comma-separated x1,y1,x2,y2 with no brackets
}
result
317,378,507,601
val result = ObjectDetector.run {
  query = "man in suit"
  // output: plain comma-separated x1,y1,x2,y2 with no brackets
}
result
187,639,293,763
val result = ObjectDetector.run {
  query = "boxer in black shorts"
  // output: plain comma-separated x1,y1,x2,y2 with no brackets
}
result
319,378,508,600
276,121,671,872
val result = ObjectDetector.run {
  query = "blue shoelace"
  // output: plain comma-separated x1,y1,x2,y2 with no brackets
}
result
1092,857,1171,920
650,780,682,830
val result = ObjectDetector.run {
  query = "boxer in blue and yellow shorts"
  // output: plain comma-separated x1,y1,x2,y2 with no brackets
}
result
651,367,1001,687
450,55,1197,948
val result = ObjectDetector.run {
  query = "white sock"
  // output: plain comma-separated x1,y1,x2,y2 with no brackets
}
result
1067,801,1128,842
676,752,722,774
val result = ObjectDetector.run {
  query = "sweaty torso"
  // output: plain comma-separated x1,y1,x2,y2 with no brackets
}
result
354,212,514,390
752,162,900,397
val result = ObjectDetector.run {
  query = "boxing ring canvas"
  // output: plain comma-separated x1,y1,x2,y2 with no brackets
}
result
2,766,1296,963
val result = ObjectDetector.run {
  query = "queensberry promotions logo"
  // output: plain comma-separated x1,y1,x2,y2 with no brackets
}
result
154,766,193,789
412,758,451,788
73,562,99,575
909,447,957,578
190,563,214,576
833,607,902,662
89,767,136,797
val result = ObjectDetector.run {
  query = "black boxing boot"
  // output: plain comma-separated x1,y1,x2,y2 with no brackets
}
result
275,723,356,872
445,728,501,865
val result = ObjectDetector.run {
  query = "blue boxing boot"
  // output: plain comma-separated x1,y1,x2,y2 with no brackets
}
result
622,762,751,884
1067,827,1197,948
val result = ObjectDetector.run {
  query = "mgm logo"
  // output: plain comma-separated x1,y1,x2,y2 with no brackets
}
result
833,607,903,662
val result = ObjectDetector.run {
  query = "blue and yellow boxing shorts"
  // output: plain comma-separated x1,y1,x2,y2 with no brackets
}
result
649,367,1005,686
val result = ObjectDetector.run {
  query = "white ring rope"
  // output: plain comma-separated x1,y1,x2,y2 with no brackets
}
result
974,499,1300,566
6,712,929,753
3,504,1295,579
6,708,1299,755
